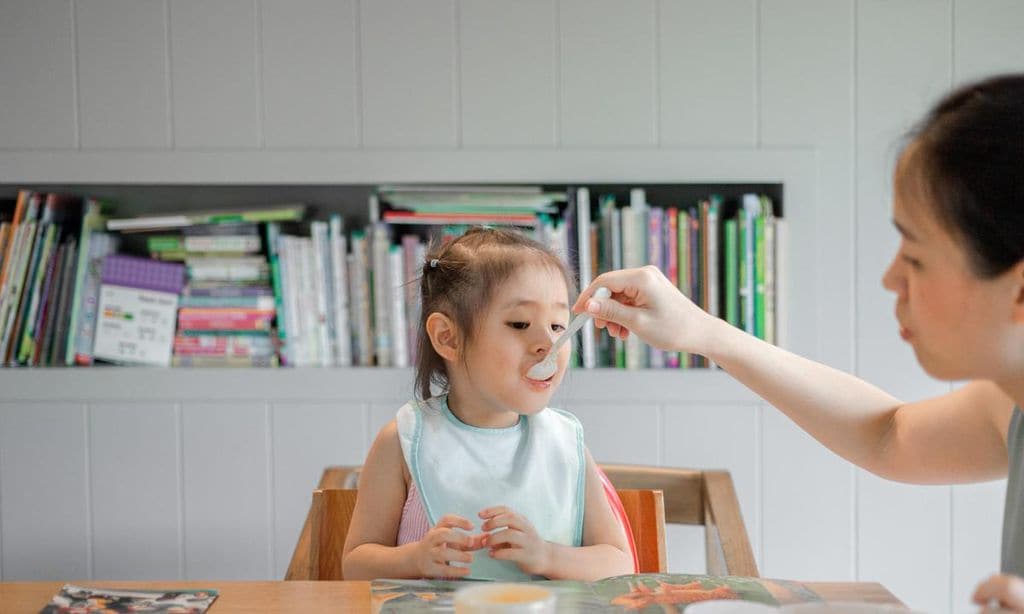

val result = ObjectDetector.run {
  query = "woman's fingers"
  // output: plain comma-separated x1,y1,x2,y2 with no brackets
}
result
974,573,1024,611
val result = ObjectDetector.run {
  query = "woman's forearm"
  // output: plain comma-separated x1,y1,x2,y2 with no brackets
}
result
705,316,903,475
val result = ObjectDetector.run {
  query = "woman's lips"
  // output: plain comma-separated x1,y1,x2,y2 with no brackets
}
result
899,326,912,341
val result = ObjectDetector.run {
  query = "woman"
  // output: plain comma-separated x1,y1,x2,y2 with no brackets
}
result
574,73,1024,610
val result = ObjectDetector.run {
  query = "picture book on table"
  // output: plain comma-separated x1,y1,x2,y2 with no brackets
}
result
371,574,821,613
39,584,218,613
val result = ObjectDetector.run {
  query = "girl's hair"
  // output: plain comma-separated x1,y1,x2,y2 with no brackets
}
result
414,226,575,400
902,72,1024,277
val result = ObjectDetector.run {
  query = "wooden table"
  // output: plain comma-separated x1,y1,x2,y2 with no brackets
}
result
0,580,901,613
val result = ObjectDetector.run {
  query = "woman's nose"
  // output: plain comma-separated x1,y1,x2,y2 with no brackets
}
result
882,256,903,295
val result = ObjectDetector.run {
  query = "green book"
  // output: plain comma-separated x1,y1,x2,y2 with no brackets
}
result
65,199,106,365
724,218,738,328
754,214,766,340
147,235,183,252
676,209,689,369
737,209,748,333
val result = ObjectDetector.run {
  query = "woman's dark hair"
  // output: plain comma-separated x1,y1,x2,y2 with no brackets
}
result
414,226,575,400
901,73,1024,277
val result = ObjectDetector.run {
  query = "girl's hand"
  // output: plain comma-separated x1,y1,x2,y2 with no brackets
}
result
573,265,717,355
974,573,1024,611
479,506,551,576
413,514,484,578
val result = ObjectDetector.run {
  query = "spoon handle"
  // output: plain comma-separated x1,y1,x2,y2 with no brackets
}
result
548,287,610,354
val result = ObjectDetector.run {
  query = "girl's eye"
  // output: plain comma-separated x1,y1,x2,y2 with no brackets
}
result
551,324,566,332
507,321,529,330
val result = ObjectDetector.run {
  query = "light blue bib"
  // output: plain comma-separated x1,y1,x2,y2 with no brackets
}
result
396,395,585,580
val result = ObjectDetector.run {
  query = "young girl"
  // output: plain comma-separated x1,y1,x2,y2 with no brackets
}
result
342,227,632,581
576,74,1024,609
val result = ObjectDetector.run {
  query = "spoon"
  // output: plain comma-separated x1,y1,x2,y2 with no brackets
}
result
526,287,611,381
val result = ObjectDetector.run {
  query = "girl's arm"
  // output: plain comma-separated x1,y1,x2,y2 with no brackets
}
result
577,266,1014,485
342,420,478,580
542,449,633,580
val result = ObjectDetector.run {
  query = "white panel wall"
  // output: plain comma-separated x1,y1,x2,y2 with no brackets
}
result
1,2,1021,611
0,1,76,149
260,0,359,149
76,0,170,149
459,0,557,147
169,0,261,149
558,0,656,146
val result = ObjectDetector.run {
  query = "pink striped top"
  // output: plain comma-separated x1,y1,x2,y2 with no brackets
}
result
396,480,431,545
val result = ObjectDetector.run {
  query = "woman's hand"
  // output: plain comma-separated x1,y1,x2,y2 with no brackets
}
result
573,265,718,355
974,573,1024,611
412,514,484,578
479,506,551,577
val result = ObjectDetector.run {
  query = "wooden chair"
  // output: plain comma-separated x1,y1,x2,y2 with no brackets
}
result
600,464,758,577
303,486,664,580
287,463,757,580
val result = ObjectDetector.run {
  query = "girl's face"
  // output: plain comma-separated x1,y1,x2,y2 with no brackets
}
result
454,263,571,422
882,148,1024,381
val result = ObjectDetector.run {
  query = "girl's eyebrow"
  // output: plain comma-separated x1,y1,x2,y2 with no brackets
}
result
502,299,569,310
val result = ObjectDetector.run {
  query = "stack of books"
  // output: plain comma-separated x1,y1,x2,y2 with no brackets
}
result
160,224,277,367
0,191,121,367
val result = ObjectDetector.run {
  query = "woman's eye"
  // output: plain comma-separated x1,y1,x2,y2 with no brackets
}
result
507,321,529,330
902,254,922,269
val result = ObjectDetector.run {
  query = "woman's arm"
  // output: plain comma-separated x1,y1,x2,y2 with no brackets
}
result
577,266,1014,485
708,317,1012,483
541,450,633,580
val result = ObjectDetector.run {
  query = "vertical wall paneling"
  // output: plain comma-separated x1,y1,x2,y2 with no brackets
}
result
760,407,853,581
260,0,359,149
270,402,368,578
359,0,458,147
0,0,76,149
760,0,854,373
952,481,1005,612
558,0,657,146
458,0,557,147
90,403,181,579
0,403,89,579
571,402,661,467
76,0,170,149
855,0,951,401
657,0,757,146
858,472,951,613
169,0,261,149
952,1,1024,87
662,402,761,568
182,403,271,579
855,5,954,605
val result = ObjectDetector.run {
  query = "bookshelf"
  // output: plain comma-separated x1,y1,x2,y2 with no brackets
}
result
0,148,813,583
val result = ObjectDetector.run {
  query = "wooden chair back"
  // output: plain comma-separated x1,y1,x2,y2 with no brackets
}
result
303,486,665,580
600,464,758,577
287,463,757,580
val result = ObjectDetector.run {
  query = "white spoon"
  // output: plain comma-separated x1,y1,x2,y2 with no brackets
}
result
526,287,611,381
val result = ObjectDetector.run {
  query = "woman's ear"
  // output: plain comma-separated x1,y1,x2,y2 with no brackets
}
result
425,312,460,361
1012,260,1024,323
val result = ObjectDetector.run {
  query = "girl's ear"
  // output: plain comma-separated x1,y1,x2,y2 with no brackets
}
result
425,312,460,361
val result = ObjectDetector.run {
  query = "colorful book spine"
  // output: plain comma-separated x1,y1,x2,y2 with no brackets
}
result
724,218,739,328
576,187,596,369
665,208,680,368
311,221,333,367
646,206,664,369
177,309,275,331
388,245,408,368
677,208,690,370
330,215,353,367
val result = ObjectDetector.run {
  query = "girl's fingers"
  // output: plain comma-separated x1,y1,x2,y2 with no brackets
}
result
436,514,474,531
433,544,473,565
485,528,525,550
480,512,522,533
